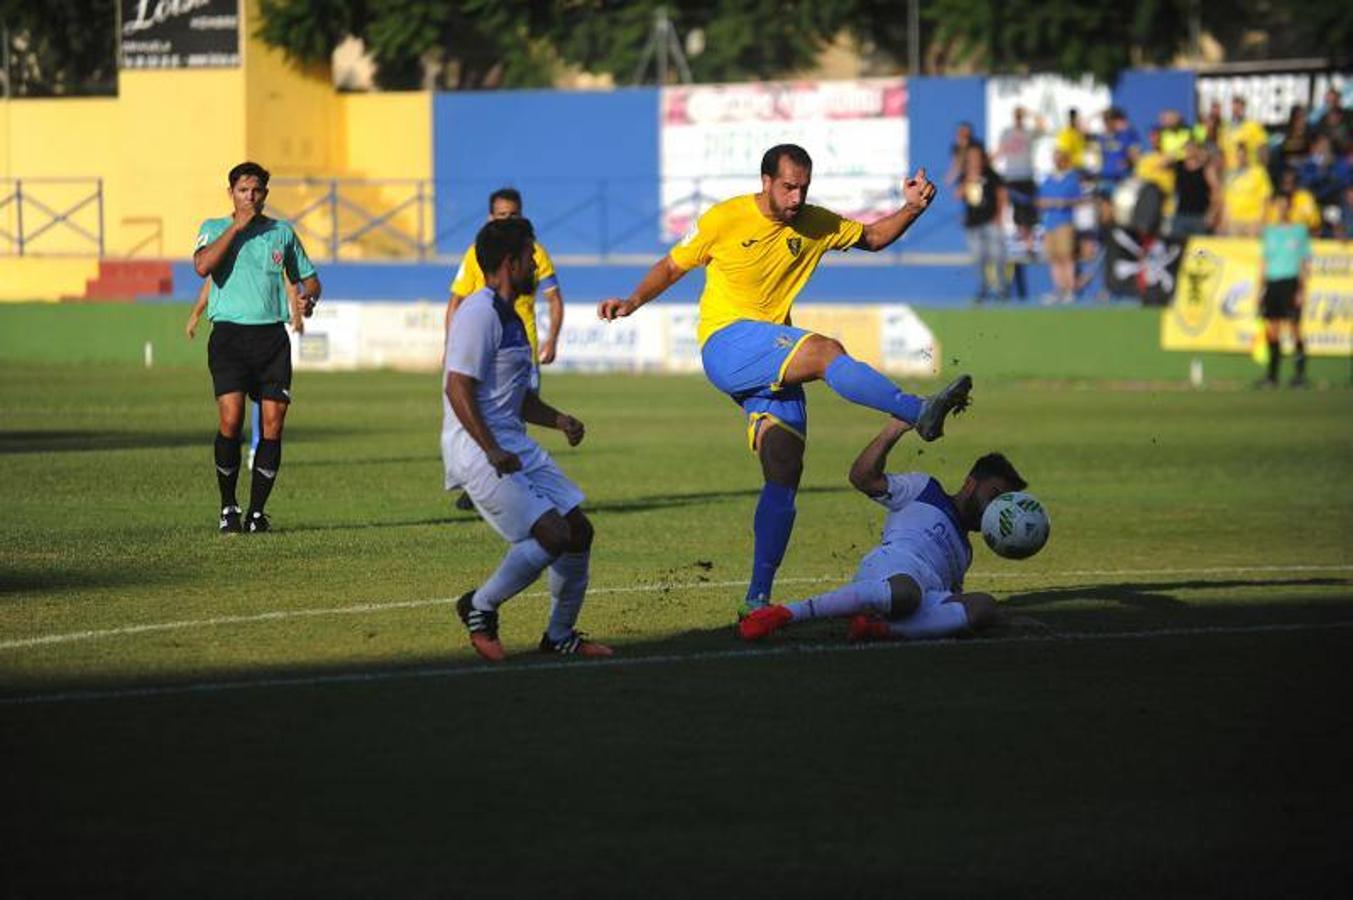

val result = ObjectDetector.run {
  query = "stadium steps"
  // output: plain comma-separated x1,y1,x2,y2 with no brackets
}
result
82,260,174,302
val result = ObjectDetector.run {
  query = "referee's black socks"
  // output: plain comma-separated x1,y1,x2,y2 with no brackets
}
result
249,438,282,514
214,432,241,508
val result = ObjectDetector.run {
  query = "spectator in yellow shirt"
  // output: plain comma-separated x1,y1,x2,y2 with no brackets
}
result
1135,128,1177,198
1221,96,1270,173
1055,108,1088,170
1222,144,1273,236
1268,169,1322,234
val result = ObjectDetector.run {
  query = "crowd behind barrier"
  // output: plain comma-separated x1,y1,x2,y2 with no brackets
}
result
961,85,1353,306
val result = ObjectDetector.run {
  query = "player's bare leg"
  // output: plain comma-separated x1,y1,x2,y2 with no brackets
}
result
780,334,972,441
214,391,246,533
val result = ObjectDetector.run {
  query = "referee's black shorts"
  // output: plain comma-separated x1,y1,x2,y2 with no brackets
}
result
1260,278,1300,321
207,322,293,402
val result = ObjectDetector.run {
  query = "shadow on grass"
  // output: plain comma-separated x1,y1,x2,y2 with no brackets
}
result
1004,576,1351,613
0,426,366,455
588,484,851,514
0,564,184,598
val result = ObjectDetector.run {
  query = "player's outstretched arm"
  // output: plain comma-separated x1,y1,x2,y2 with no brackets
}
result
447,372,521,475
847,419,913,495
522,392,585,446
856,168,938,252
597,255,687,320
540,286,563,364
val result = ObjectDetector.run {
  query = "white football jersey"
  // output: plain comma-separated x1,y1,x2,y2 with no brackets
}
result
442,288,537,458
867,473,973,592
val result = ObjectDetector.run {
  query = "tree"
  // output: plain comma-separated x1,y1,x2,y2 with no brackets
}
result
0,0,117,97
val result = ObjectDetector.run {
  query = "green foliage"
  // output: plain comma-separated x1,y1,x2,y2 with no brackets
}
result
0,0,117,96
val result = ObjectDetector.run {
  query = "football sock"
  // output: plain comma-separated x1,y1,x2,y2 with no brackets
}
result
786,579,891,621
248,438,282,514
214,432,241,507
746,481,797,602
1294,339,1306,377
889,601,969,640
473,538,556,611
823,355,924,423
1266,340,1280,381
546,551,590,642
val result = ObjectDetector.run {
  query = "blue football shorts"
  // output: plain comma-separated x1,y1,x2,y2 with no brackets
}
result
700,319,815,449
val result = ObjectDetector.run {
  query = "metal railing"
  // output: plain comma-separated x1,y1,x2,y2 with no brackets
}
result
0,177,104,256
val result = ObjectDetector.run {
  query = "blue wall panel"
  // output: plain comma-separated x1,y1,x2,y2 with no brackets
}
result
1114,70,1197,133
905,76,987,255
433,88,662,257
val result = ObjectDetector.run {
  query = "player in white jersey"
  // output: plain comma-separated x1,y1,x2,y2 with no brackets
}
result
443,217,611,662
739,417,1027,643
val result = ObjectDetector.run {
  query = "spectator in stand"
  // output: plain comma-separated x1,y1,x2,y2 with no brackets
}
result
1037,149,1081,305
1273,105,1315,177
1269,168,1322,235
994,106,1041,257
1055,108,1088,172
1096,108,1142,224
1158,109,1192,160
1221,143,1273,236
1136,127,1176,198
1221,96,1269,174
1310,87,1343,124
960,145,1008,303
1172,139,1220,238
1314,96,1349,155
945,121,983,188
1298,135,1352,237
1194,100,1224,161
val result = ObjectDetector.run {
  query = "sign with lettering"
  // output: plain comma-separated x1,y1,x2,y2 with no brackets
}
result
120,0,240,70
1196,68,1353,128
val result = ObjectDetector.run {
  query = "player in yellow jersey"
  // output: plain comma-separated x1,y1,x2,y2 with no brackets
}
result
446,188,565,510
598,144,973,618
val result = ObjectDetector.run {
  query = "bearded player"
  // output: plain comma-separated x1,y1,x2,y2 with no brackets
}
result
598,144,972,618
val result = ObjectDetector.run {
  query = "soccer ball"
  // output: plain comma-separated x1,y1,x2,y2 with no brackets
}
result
981,492,1050,560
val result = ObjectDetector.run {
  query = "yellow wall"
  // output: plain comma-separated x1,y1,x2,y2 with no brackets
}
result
0,258,101,301
0,0,433,298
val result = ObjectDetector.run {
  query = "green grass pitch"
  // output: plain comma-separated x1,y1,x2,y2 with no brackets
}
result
1,304,1351,897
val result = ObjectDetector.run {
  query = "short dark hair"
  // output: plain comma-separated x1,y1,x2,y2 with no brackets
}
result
969,453,1027,492
488,187,522,212
761,144,813,179
228,162,270,188
475,217,535,273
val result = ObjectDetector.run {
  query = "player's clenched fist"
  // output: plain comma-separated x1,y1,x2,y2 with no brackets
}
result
557,414,585,446
486,447,522,477
597,298,633,321
904,167,936,210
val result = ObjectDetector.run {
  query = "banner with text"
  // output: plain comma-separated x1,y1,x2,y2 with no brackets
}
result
1162,237,1352,356
659,79,909,241
120,0,240,70
1195,67,1353,128
294,303,939,378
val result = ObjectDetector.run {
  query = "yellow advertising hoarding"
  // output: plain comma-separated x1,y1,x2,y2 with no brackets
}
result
1163,237,1353,356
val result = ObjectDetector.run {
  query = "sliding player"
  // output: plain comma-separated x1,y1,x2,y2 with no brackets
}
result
739,417,1026,643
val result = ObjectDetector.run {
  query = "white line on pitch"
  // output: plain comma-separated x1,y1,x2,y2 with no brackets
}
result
4,619,1352,708
1,562,1350,653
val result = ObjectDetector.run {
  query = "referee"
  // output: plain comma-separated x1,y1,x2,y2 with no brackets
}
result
193,161,321,533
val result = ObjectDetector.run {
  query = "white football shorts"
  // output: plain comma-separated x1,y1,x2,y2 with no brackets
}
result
442,433,584,542
852,545,954,614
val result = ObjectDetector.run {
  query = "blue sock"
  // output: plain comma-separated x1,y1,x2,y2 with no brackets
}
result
747,482,797,602
823,356,924,423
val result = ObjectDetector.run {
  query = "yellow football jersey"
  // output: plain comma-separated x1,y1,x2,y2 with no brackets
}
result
668,194,864,345
1221,119,1269,172
450,241,559,359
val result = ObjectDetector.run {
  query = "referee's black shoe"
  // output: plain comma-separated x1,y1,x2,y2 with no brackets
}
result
245,510,271,533
219,505,243,535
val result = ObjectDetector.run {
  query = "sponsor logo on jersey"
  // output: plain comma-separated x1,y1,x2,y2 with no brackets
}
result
741,238,760,248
